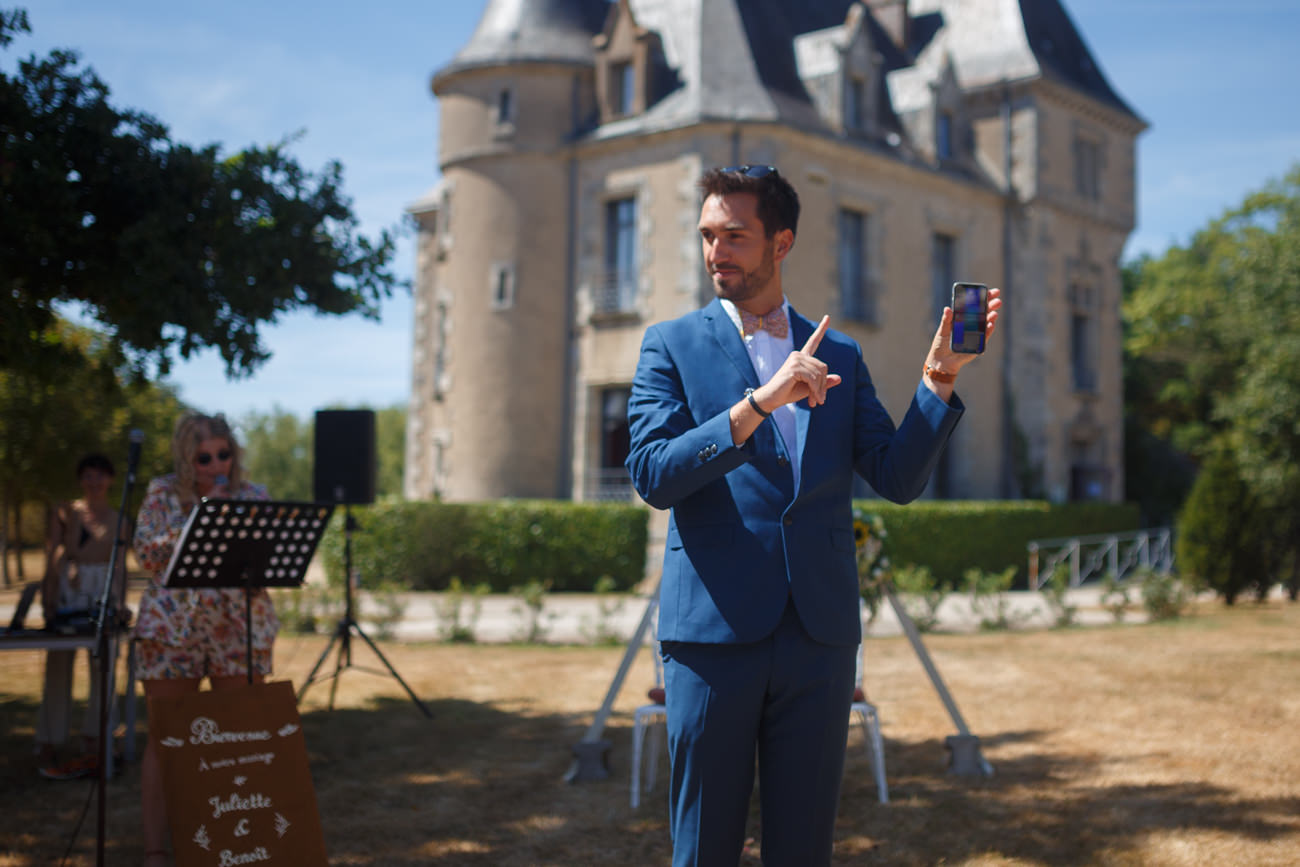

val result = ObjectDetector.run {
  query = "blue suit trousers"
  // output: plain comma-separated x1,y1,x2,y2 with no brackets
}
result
663,600,858,866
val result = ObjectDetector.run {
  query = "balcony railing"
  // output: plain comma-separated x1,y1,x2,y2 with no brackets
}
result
587,467,636,502
593,271,638,316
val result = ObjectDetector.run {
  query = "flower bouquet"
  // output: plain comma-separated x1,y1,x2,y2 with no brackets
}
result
853,507,891,622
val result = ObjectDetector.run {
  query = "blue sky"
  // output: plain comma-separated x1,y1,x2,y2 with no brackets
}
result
11,1,1300,420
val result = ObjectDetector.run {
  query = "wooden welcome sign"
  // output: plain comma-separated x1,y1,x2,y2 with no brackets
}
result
148,681,328,866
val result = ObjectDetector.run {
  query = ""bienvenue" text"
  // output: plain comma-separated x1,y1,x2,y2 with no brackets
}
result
190,717,272,745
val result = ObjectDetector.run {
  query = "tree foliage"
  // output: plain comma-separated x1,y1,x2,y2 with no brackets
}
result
1125,163,1300,598
1,9,401,377
239,407,314,502
373,405,407,499
1122,257,1196,526
0,316,185,582
239,405,407,502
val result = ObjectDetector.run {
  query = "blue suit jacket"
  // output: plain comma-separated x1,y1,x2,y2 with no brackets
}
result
626,299,963,647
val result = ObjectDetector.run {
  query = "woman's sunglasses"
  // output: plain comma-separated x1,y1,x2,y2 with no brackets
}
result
196,450,232,466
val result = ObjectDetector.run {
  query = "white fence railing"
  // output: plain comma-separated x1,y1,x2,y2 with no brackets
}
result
1027,528,1174,591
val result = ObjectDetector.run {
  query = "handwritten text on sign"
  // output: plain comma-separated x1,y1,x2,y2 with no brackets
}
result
148,681,327,866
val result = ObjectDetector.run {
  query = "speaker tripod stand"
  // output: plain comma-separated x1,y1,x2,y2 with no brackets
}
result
296,505,432,718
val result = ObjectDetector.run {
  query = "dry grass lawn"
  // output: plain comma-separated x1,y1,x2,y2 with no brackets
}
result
1,597,1298,865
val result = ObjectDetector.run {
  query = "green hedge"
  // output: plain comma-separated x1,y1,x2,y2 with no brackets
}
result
856,500,1142,589
316,500,649,592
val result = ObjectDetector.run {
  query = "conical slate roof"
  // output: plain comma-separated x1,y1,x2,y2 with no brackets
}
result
440,0,1140,130
898,0,1141,121
1018,0,1138,118
438,0,611,79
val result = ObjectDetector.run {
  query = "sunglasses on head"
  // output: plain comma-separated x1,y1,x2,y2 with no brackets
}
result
196,449,232,466
721,164,779,179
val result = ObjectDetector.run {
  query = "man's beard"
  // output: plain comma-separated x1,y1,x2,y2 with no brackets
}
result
711,241,776,303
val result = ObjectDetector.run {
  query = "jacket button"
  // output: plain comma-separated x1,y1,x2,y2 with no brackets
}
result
777,456,788,467
710,444,718,456
697,450,707,462
783,517,793,527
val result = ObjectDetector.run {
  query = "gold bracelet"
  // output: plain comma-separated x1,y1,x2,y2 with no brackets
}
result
924,362,957,384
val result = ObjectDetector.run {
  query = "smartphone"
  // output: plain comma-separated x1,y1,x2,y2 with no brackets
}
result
950,282,989,354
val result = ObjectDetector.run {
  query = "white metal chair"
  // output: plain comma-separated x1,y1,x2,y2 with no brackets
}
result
852,643,889,803
629,643,666,809
630,641,889,807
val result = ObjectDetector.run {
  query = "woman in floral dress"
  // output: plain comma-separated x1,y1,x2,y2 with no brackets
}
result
133,412,277,866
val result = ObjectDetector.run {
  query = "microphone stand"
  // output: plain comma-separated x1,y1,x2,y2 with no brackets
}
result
91,432,142,867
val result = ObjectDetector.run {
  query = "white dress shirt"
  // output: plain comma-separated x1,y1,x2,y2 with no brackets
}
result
720,297,800,492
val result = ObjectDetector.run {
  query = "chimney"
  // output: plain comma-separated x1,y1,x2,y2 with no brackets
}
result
865,0,910,52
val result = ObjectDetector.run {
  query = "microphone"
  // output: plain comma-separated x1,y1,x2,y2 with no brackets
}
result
126,429,144,481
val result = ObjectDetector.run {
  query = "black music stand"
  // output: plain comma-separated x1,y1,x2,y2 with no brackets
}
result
163,499,334,684
295,504,432,717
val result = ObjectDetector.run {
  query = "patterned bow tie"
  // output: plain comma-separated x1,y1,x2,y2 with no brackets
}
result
740,307,789,339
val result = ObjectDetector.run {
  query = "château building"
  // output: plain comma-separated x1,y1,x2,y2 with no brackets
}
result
404,0,1145,508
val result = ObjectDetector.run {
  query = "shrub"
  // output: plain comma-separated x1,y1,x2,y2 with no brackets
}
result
1040,565,1078,628
434,578,490,642
365,581,409,642
890,564,945,633
579,576,627,646
964,566,1028,631
1137,568,1189,622
1100,575,1131,623
512,579,554,643
317,500,648,593
1175,451,1271,604
272,585,341,634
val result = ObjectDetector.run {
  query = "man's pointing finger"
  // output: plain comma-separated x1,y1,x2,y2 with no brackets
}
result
802,314,830,355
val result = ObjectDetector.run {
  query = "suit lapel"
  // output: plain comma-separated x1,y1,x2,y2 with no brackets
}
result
703,298,759,389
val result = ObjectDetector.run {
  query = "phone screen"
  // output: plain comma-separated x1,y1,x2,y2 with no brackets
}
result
950,282,988,354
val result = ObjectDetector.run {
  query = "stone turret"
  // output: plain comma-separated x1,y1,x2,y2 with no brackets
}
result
405,0,608,500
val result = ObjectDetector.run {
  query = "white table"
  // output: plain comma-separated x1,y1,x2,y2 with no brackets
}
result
0,630,138,774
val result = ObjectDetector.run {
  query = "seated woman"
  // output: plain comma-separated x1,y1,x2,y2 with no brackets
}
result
36,453,127,780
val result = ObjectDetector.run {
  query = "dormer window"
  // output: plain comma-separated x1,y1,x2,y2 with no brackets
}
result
594,2,668,124
794,5,880,138
936,110,954,160
846,77,866,131
612,62,635,115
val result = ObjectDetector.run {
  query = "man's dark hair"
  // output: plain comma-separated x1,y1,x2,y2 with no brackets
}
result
698,166,801,238
76,453,115,478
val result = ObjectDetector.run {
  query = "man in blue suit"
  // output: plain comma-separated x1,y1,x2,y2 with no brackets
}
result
626,165,1001,865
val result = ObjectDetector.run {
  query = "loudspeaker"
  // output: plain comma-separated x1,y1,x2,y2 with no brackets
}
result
313,409,376,505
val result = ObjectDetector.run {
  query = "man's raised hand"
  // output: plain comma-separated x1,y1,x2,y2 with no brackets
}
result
754,314,842,411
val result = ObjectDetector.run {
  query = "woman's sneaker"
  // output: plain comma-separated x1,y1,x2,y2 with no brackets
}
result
39,753,98,781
